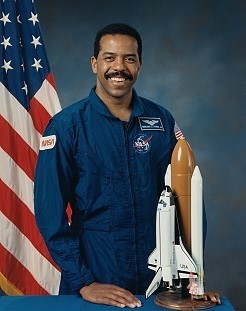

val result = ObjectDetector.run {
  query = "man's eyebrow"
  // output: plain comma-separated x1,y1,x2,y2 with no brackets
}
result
125,53,138,57
102,52,115,56
102,52,138,57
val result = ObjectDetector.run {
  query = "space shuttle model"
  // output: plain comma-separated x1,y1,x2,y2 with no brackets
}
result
146,138,204,299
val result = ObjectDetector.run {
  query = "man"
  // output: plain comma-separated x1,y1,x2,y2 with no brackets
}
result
34,23,220,308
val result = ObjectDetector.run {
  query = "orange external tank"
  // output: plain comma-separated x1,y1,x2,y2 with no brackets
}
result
171,138,195,254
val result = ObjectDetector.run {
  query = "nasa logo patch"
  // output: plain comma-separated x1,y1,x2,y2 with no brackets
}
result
133,134,153,154
40,135,56,150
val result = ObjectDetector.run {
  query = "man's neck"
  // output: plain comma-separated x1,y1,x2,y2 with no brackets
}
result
95,88,132,122
106,101,132,121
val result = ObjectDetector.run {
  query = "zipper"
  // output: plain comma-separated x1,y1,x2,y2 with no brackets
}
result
121,119,139,293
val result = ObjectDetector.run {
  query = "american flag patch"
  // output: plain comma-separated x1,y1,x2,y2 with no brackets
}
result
174,122,185,140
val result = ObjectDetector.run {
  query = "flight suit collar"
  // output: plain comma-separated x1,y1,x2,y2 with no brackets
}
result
89,87,145,119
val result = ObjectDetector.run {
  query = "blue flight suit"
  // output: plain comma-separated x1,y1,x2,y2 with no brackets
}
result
34,88,177,295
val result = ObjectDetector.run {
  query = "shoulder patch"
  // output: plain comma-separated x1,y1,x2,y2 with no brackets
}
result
138,117,165,131
40,135,56,150
174,122,185,140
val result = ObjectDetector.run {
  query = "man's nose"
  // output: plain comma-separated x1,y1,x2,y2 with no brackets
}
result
112,57,126,71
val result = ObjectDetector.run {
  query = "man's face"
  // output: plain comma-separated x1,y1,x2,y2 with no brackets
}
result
91,34,142,102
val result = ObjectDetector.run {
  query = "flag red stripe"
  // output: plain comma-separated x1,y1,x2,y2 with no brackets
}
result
0,244,49,295
1,1,62,295
29,96,52,135
46,72,57,90
1,180,60,271
0,116,37,181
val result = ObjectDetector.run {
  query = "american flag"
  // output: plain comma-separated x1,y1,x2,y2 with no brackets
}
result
0,0,61,295
174,122,185,140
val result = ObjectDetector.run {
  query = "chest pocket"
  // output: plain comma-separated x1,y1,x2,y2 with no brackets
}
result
133,130,173,168
74,147,113,232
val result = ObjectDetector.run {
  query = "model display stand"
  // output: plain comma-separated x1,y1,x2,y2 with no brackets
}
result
155,290,215,310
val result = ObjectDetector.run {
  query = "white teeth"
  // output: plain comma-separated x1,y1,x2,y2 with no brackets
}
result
111,77,126,82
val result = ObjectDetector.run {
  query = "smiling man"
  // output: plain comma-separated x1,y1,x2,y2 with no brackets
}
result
91,28,142,121
34,23,220,308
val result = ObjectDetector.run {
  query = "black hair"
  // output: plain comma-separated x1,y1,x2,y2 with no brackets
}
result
94,23,142,62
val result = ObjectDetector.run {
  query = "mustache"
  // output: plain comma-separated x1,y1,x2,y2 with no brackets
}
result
104,71,133,81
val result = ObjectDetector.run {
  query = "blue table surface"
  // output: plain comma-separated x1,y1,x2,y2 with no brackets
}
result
0,295,235,311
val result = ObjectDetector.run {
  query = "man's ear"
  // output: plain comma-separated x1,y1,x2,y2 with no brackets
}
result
138,60,142,76
91,56,97,74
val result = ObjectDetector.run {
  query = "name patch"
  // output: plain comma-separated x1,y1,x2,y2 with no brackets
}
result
40,135,56,150
138,117,164,131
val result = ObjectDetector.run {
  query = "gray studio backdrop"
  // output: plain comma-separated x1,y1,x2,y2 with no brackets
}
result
36,0,246,310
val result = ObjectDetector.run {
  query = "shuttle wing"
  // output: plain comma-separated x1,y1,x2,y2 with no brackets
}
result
147,248,158,271
175,242,197,277
145,267,162,299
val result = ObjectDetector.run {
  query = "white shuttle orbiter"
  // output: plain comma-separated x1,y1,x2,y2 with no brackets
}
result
146,164,204,299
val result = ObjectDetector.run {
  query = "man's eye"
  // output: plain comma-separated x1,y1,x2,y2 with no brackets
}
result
104,56,114,61
125,57,136,63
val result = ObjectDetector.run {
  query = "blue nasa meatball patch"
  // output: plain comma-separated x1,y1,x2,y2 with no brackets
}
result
133,134,153,154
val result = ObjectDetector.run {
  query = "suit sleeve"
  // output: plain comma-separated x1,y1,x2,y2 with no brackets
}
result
34,120,95,293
